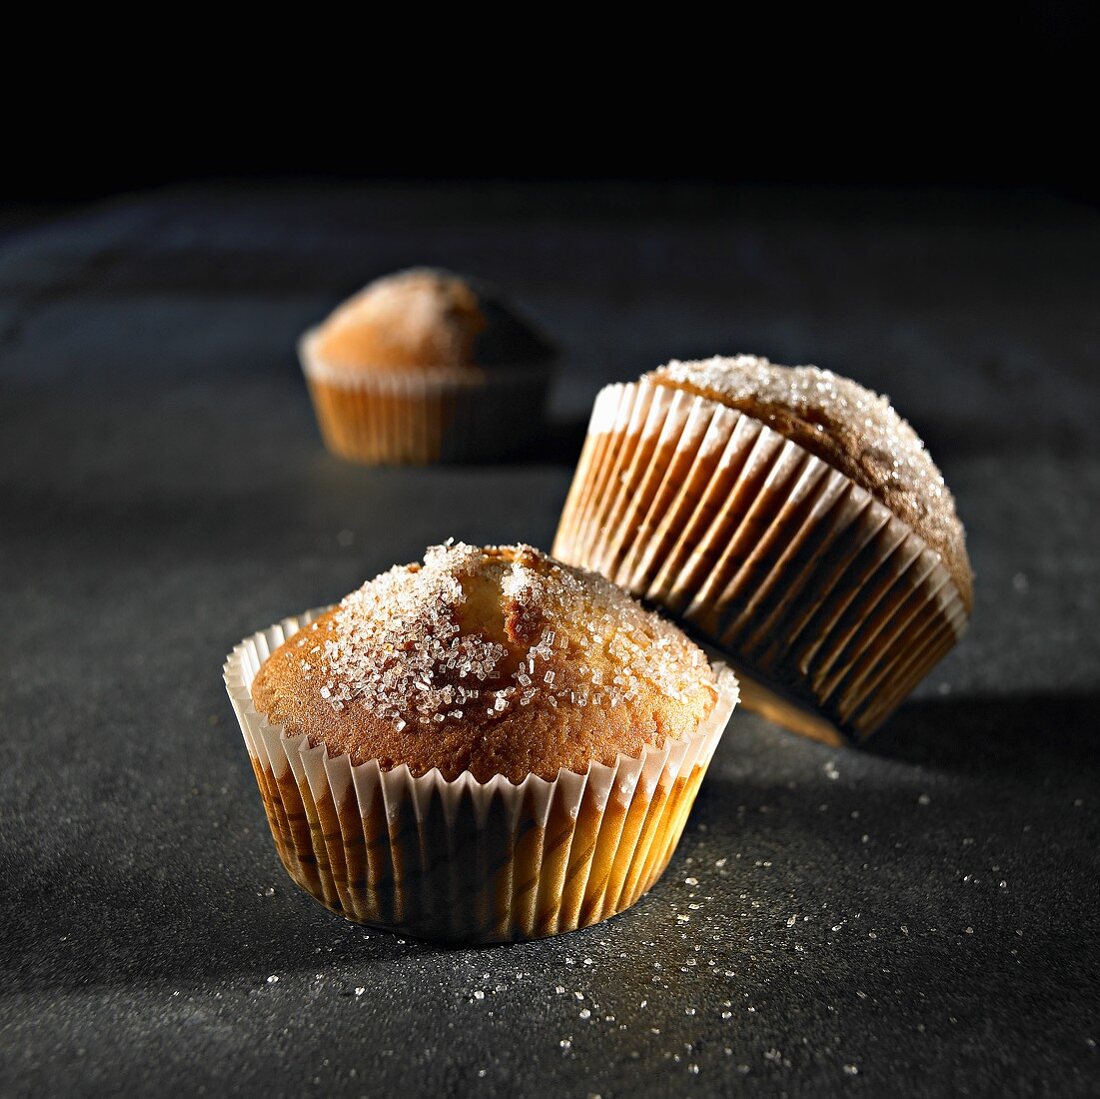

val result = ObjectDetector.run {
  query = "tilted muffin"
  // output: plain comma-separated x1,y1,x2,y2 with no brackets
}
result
553,356,972,744
224,543,738,941
299,268,555,464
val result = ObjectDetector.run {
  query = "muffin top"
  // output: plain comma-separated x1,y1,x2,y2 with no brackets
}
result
648,356,973,610
251,543,724,783
309,268,555,372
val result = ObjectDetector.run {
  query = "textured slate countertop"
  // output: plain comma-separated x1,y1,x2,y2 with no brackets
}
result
1,184,1098,1097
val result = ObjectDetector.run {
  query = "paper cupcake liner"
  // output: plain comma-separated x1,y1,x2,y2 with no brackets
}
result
552,381,969,743
223,610,738,943
299,332,552,465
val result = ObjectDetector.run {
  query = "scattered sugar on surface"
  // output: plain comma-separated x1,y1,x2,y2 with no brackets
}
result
236,706,1061,1088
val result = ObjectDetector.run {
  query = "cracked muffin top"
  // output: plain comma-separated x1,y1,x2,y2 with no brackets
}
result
648,356,973,610
251,542,726,783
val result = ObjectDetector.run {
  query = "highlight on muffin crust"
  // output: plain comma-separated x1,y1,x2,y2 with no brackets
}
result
225,542,738,941
553,355,971,744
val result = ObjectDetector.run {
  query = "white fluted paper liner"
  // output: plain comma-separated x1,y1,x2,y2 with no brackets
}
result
299,330,552,465
553,380,969,743
224,609,738,943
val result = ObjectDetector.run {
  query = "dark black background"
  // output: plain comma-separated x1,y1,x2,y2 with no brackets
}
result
5,0,1096,204
2,8,1099,1097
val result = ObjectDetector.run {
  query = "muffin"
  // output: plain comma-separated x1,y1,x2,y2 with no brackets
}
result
553,356,972,744
224,542,738,942
299,268,555,464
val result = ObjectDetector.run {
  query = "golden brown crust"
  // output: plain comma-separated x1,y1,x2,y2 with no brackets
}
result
310,268,554,374
648,357,973,611
251,544,719,783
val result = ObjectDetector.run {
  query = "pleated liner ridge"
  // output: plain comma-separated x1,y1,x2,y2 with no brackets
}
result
299,332,550,464
552,381,968,742
224,611,738,943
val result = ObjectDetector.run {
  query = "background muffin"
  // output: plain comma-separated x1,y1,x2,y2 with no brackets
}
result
226,542,738,941
553,355,972,743
300,268,555,464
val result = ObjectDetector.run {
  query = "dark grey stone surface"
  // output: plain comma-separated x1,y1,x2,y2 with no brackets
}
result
1,184,1098,1097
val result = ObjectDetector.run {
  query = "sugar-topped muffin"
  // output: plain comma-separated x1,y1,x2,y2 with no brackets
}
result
251,542,719,783
298,269,556,464
649,356,972,610
225,543,738,941
553,355,972,743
